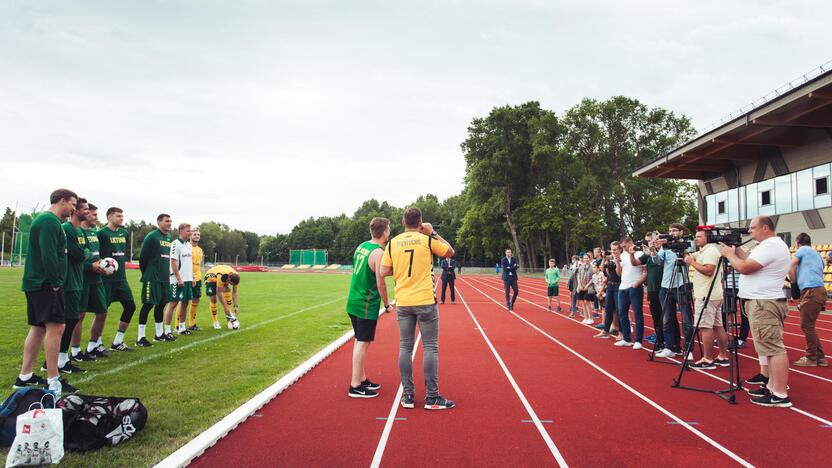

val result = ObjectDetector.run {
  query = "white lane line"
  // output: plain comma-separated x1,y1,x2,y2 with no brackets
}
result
461,278,754,468
457,288,568,467
471,276,832,430
74,296,346,385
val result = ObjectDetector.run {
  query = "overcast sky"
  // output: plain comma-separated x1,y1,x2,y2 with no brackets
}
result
1,0,830,234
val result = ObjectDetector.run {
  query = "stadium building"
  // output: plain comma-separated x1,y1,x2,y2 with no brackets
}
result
635,62,832,248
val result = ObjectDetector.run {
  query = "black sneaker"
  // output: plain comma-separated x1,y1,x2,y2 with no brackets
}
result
110,342,133,352
361,379,381,391
745,373,769,386
90,346,109,358
751,393,792,408
178,329,192,335
59,378,78,395
153,335,168,343
136,337,153,347
188,325,201,331
164,333,177,341
688,360,716,370
401,394,415,409
73,351,96,362
348,386,378,398
13,374,46,389
424,396,455,410
63,362,86,374
747,387,770,397
714,358,730,367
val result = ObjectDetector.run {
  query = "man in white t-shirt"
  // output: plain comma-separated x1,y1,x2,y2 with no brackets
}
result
614,237,647,349
164,223,194,338
720,216,791,408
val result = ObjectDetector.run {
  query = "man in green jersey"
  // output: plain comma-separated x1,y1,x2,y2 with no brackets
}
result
136,214,173,346
99,207,136,352
14,189,76,396
545,258,562,312
345,217,391,399
41,198,89,383
71,203,111,361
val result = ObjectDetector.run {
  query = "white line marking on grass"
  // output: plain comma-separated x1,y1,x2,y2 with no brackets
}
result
457,288,568,467
74,296,346,386
461,278,754,468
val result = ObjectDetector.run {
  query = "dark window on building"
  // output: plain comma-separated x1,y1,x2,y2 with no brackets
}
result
761,190,772,206
717,201,726,214
816,177,828,196
777,232,791,247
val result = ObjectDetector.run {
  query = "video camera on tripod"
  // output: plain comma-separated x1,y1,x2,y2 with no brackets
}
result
655,233,693,254
696,225,749,247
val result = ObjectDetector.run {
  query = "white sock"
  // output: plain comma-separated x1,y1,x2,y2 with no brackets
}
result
114,331,125,345
164,324,171,334
138,324,146,339
19,372,33,381
155,322,164,337
71,346,81,357
96,337,103,346
87,341,97,353
58,353,69,367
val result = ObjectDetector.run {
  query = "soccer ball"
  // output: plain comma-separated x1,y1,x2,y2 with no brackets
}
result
233,319,240,330
228,319,240,330
99,258,118,275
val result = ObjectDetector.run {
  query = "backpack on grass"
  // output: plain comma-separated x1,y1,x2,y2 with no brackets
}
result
58,395,148,451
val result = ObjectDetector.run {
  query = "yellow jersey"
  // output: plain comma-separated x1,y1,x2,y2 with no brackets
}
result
191,245,204,282
205,265,238,288
381,231,449,307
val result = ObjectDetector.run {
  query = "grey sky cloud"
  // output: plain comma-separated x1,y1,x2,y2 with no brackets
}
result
1,0,830,233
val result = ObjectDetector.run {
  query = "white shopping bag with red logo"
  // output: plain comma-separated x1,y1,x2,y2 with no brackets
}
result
5,394,63,467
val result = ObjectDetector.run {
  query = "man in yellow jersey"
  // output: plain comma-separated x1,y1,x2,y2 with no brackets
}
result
175,227,204,331
380,207,455,410
204,264,241,329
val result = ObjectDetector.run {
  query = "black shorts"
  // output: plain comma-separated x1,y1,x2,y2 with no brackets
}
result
348,313,378,342
26,287,65,326
547,285,559,297
577,291,590,301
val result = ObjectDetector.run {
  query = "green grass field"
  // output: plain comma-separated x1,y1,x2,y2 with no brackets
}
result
0,268,362,467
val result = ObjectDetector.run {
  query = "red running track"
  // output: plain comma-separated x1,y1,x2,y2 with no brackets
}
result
191,275,832,467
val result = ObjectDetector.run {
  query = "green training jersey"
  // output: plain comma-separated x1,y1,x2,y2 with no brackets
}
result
62,222,88,292
346,241,382,320
545,267,561,286
21,212,67,291
98,226,129,283
139,229,172,283
82,226,103,285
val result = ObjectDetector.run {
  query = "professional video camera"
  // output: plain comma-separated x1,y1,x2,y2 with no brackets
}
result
696,225,748,247
656,233,693,254
634,238,650,249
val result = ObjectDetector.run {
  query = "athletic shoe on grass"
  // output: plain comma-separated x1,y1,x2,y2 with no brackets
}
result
750,394,792,408
72,351,96,362
745,373,768,386
401,394,415,409
188,325,202,331
90,346,109,358
212,322,222,330
63,362,86,374
178,329,192,335
361,379,381,391
135,337,153,347
688,360,716,370
110,342,133,352
424,396,455,410
13,374,46,389
153,335,168,343
348,386,378,398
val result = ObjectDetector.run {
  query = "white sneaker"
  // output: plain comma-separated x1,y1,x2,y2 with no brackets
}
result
656,348,674,358
633,342,643,350
47,377,62,397
585,319,594,325
212,322,221,330
614,340,633,347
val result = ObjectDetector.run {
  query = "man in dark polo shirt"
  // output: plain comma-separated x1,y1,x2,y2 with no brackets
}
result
13,189,77,396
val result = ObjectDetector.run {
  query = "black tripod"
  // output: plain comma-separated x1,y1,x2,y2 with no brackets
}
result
647,253,702,364
672,254,743,403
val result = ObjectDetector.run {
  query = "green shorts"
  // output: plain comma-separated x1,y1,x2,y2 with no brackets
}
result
104,280,134,305
63,289,82,321
192,280,203,299
547,285,559,297
81,282,108,314
205,281,217,297
141,281,169,306
170,281,194,302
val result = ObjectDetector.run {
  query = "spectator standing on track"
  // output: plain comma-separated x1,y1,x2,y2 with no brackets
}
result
345,217,391,398
576,254,594,324
501,248,519,311
652,223,693,359
720,215,793,407
789,233,828,367
544,258,561,312
591,264,605,316
440,257,456,304
594,242,622,339
615,237,647,349
13,188,77,396
380,207,455,410
685,230,729,369
567,255,580,317
592,247,604,311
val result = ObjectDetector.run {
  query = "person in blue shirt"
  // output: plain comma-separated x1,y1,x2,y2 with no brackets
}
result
502,249,519,311
650,223,694,358
789,233,827,367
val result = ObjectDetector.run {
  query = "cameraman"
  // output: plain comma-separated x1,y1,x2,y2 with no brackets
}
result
594,242,621,339
652,223,693,359
684,230,729,369
789,233,827,367
719,216,792,407
633,233,665,351
614,237,647,349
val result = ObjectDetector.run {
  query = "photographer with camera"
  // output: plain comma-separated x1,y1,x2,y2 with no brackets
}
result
614,237,647,349
594,242,622,339
789,233,827,367
683,229,730,369
719,216,792,407
633,233,665,351
652,223,694,359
